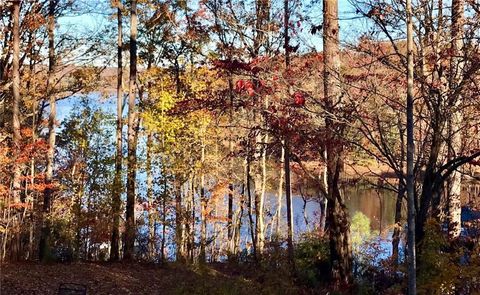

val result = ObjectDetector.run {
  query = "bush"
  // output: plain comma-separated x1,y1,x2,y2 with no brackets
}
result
417,219,480,295
294,232,330,287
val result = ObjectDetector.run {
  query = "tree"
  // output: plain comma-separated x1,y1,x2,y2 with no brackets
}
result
283,0,295,270
323,0,352,286
110,0,124,262
447,0,465,239
39,0,57,262
11,0,21,205
124,0,138,260
406,0,417,293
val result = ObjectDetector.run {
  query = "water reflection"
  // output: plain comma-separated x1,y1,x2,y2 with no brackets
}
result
263,185,398,239
343,186,397,235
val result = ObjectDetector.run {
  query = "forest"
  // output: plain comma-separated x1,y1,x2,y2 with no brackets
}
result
0,0,480,294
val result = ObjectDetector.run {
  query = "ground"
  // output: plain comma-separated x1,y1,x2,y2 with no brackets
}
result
0,262,309,295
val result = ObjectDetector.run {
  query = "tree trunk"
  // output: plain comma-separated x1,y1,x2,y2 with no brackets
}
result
252,0,270,258
227,76,234,254
253,137,265,255
146,132,155,260
160,175,167,261
246,154,257,258
447,0,464,239
39,0,56,261
406,0,417,293
284,139,295,269
11,0,21,205
275,141,285,237
283,0,295,269
124,0,138,260
323,0,352,287
175,181,186,262
200,141,207,263
110,1,123,262
392,184,404,265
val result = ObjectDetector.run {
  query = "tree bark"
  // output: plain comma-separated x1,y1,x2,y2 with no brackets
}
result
110,1,123,262
284,0,295,269
146,132,155,260
406,0,417,293
39,0,56,261
323,0,352,287
175,180,186,262
391,183,404,265
275,141,285,237
252,0,270,257
200,141,207,263
227,76,234,253
124,0,138,260
447,0,464,239
11,0,21,205
284,139,295,269
160,174,167,261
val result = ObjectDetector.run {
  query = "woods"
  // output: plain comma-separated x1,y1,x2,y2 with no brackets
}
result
1,0,480,294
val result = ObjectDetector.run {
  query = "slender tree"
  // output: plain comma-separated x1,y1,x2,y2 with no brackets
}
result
447,0,464,239
39,0,57,261
253,0,270,256
283,0,295,269
146,132,155,259
11,0,21,205
406,0,417,292
110,0,123,262
124,0,138,260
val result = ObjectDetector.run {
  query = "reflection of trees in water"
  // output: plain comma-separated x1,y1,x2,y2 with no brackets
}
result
463,183,480,209
342,185,397,233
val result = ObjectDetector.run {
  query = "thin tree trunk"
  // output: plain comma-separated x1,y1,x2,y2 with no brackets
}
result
253,138,264,255
284,0,295,269
323,0,352,287
110,1,123,262
175,180,186,262
447,0,464,239
200,142,207,263
392,184,404,265
284,139,295,269
11,0,21,205
319,196,327,236
275,141,285,237
146,132,155,260
252,0,270,257
227,76,234,254
124,0,138,260
39,0,56,261
406,0,417,293
246,154,257,258
160,175,167,261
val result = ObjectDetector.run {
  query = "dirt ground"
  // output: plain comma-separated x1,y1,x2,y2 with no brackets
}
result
0,262,305,295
